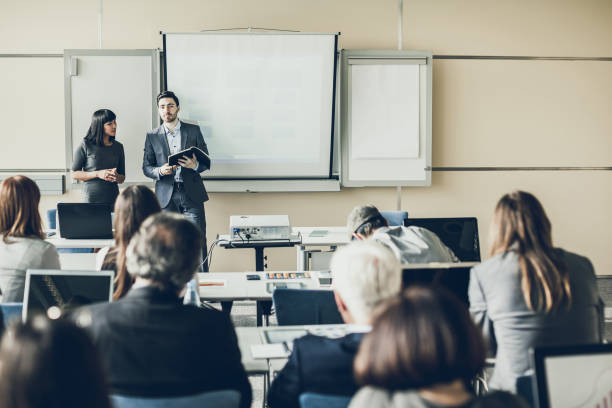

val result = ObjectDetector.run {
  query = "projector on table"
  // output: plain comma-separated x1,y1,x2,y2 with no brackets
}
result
229,215,290,241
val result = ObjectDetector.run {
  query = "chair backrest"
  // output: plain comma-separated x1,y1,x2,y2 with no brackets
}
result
0,303,23,328
110,390,241,408
46,208,57,230
379,210,408,227
299,392,351,408
273,289,343,326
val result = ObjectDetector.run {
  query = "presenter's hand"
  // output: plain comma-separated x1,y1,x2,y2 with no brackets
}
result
97,168,117,182
178,153,197,169
160,163,177,176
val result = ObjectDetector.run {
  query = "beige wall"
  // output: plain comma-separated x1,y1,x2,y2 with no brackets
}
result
3,0,612,273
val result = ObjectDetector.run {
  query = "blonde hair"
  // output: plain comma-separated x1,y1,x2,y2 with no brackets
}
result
330,240,402,323
489,191,571,313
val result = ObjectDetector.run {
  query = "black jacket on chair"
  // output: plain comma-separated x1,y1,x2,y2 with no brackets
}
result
78,286,251,408
268,332,364,408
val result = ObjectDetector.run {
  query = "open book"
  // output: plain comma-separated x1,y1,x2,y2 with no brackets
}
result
168,146,211,168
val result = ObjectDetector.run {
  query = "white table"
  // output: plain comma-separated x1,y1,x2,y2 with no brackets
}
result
46,235,114,249
59,253,98,270
197,271,329,301
292,227,349,271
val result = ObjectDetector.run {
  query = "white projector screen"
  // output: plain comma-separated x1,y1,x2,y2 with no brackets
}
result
164,33,337,179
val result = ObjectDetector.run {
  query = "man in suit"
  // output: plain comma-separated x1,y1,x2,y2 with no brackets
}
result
75,213,252,408
143,91,210,271
267,240,403,408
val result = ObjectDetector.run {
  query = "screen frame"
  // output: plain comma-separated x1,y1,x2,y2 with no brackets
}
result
22,269,114,322
162,31,339,180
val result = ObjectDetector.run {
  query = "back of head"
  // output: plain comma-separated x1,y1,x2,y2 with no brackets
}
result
354,286,485,390
330,240,402,324
113,185,161,248
85,109,116,146
126,212,202,292
489,190,570,312
0,317,110,408
0,175,43,241
347,205,389,238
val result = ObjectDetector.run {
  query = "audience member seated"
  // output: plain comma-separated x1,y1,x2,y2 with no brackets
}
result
469,190,602,392
268,240,402,408
96,185,161,300
76,213,251,407
0,316,111,408
347,205,458,263
0,176,60,302
350,287,527,408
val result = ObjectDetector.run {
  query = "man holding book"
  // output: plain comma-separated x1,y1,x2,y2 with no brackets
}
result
143,90,210,271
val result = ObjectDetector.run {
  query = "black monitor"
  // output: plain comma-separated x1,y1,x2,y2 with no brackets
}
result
532,343,612,408
404,217,481,262
23,270,114,321
401,262,478,305
57,202,113,239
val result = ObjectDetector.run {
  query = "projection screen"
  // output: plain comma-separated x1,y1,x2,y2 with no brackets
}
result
164,32,337,179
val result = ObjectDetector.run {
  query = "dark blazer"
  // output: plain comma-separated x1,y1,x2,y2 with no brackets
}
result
469,248,603,392
268,332,364,408
143,121,210,208
79,286,251,408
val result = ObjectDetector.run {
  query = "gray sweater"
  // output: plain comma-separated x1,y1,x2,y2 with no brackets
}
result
349,387,528,408
0,236,60,302
469,248,602,392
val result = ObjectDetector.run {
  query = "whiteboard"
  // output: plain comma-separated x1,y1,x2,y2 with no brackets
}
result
0,55,65,170
164,32,337,179
65,50,159,184
341,51,432,187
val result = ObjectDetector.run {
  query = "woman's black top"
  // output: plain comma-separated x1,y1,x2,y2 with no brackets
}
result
72,140,125,206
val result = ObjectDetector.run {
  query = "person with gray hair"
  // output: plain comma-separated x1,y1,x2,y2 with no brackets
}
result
76,212,252,408
347,204,458,264
268,240,402,408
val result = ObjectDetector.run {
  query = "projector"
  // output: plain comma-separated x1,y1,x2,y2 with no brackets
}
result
229,215,291,241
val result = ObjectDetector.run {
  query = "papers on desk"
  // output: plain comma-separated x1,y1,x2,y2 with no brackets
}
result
251,343,292,359
199,279,227,288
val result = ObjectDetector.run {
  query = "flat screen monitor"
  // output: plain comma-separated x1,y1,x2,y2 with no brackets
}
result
401,262,478,305
404,217,481,261
57,202,113,239
23,270,114,322
532,343,612,408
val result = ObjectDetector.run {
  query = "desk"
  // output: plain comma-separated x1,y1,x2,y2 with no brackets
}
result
198,271,328,301
217,235,302,325
46,236,113,249
292,227,348,271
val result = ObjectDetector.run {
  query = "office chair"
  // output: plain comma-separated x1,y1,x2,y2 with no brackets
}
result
379,210,408,227
273,289,343,326
46,209,94,253
299,392,351,408
110,390,241,408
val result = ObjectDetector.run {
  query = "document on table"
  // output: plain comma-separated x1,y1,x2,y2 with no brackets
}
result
199,279,227,288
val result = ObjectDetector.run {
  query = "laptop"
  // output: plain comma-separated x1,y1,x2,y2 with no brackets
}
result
401,262,478,305
22,270,114,322
532,343,612,408
404,217,481,261
57,203,113,239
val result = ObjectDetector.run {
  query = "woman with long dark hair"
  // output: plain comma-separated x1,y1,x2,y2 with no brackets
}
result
469,190,602,392
0,176,60,302
96,185,161,300
350,287,526,408
0,317,111,408
71,109,125,206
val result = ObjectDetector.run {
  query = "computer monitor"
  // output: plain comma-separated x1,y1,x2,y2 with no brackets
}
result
57,202,113,239
404,217,481,262
401,262,478,305
532,343,612,408
22,270,114,322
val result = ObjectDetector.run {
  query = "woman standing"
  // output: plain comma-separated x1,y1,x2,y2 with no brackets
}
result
469,190,602,392
0,176,60,302
71,109,125,206
96,185,161,300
